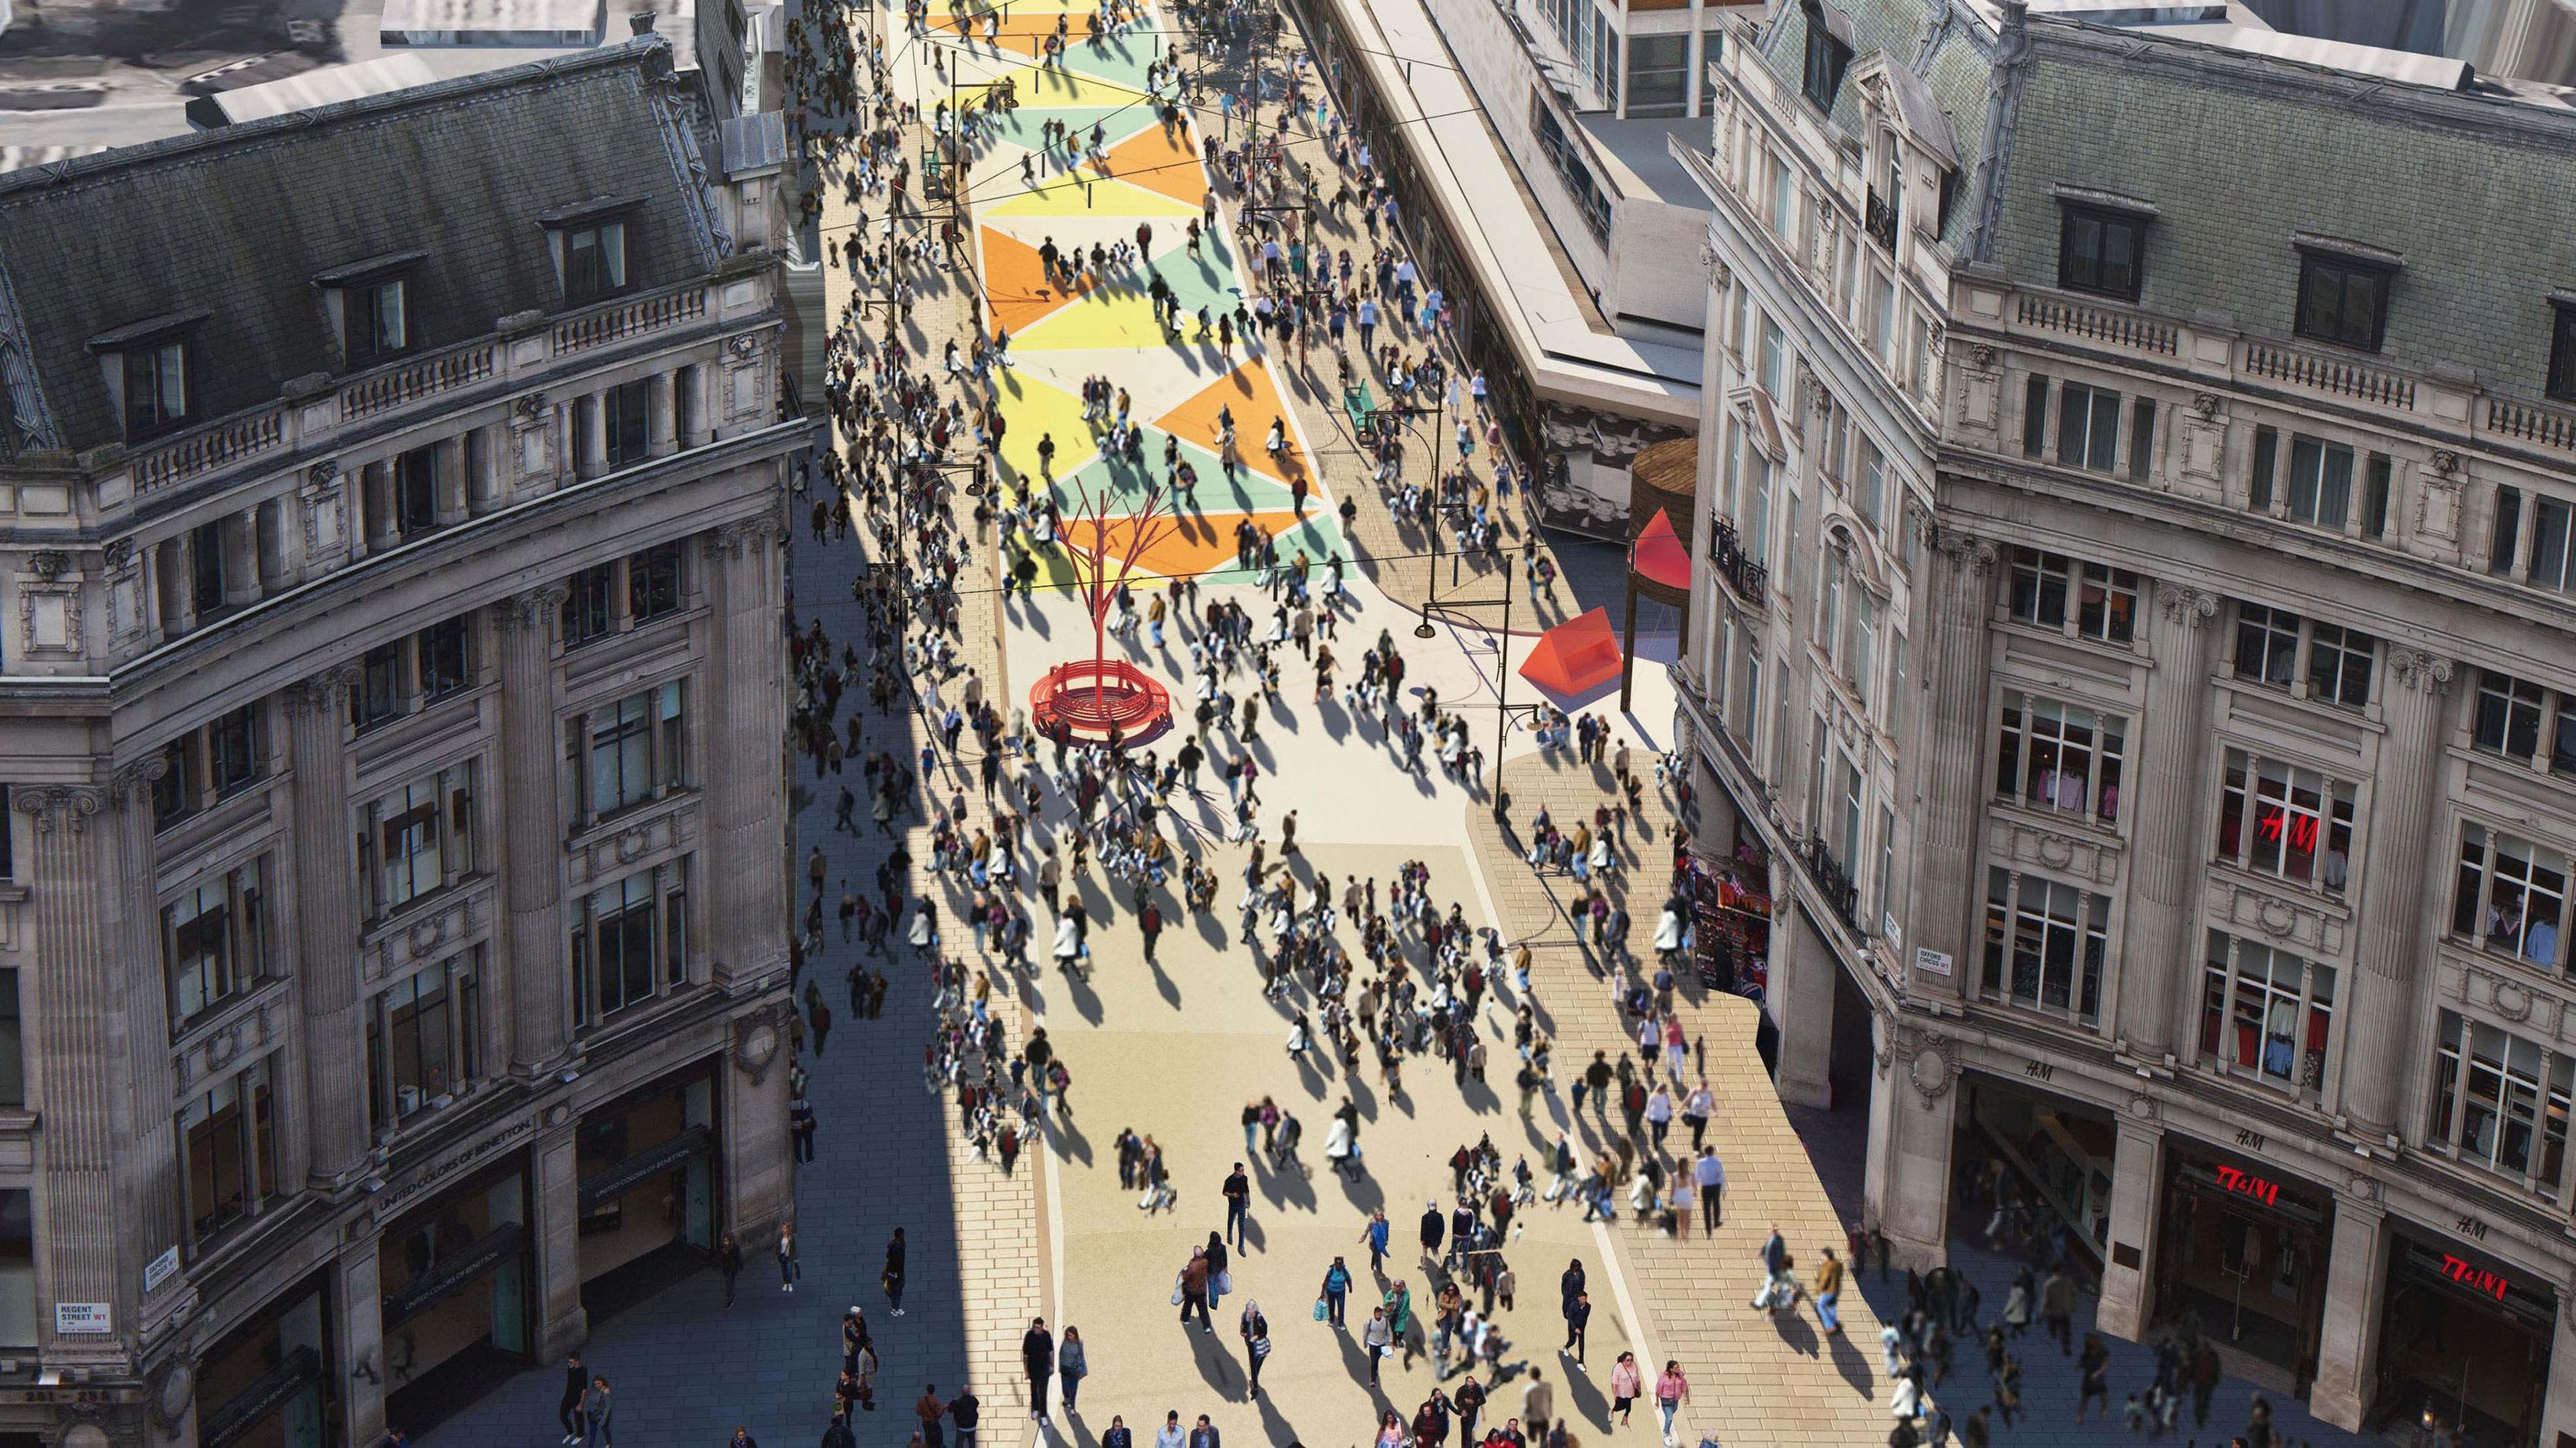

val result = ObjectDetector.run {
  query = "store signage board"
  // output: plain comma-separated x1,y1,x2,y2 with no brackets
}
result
143,1246,180,1294
1913,946,1953,978
2441,1253,2512,1302
2210,1164,2282,1208
53,1302,111,1335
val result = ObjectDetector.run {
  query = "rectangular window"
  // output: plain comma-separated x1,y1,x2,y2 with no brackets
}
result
571,681,687,826
190,520,227,618
1978,866,2109,1027
2215,749,2356,894
417,617,472,701
2055,381,2121,472
1758,316,1786,400
571,859,692,1028
392,445,437,539
2127,398,2155,483
628,543,684,623
206,704,261,801
1799,5,1852,109
2285,435,2354,530
2295,252,2393,351
1994,693,2125,825
123,341,189,439
354,641,404,731
1626,32,1689,116
2233,602,2300,687
154,732,200,830
347,276,409,367
0,970,21,1108
2363,454,2391,539
2551,303,2576,403
563,564,615,647
1868,269,1894,363
2304,622,2376,708
0,785,10,881
2533,498,2575,592
2493,485,2524,575
2199,930,2334,1101
2057,205,2145,301
369,956,473,1131
177,1056,278,1251
2249,425,2278,512
2007,547,2137,645
563,219,631,304
2010,547,2071,630
358,765,475,923
603,380,651,469
2022,375,2049,458
164,859,270,1032
1854,434,1885,532
2455,822,2571,973
2475,669,2547,763
2431,1013,2572,1201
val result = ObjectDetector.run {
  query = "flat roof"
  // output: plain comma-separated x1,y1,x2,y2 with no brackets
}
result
1572,115,1711,208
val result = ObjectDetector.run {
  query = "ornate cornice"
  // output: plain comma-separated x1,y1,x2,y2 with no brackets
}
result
492,584,570,634
282,663,362,718
1931,524,1998,575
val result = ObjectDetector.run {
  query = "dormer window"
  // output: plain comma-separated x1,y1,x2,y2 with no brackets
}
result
315,252,426,370
541,197,644,308
2053,188,2156,304
88,312,205,443
2293,234,2400,353
1801,0,1854,110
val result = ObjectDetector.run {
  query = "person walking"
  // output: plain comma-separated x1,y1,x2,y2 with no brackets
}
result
1813,1247,1845,1335
914,1388,946,1448
1321,1256,1354,1327
1188,1415,1219,1448
1179,1247,1213,1331
1521,1368,1552,1442
716,1231,743,1308
1693,1148,1725,1233
1752,1227,1787,1313
1419,1199,1445,1266
1140,899,1165,965
1360,1209,1391,1274
2040,1267,2076,1354
1154,1410,1185,1448
1562,1290,1591,1365
883,1228,908,1316
1224,1162,1252,1249
1239,1299,1273,1396
947,1389,980,1448
1607,1353,1641,1428
1652,1361,1690,1444
1361,1306,1394,1385
1058,1327,1088,1413
1452,1374,1487,1445
580,1375,613,1448
556,1353,586,1445
776,1224,798,1294
1022,1317,1054,1420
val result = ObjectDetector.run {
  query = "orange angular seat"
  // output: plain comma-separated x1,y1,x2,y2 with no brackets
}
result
1519,608,1624,696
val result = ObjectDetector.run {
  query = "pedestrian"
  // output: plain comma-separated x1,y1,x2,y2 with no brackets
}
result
777,1223,799,1293
580,1375,612,1448
1188,1414,1219,1448
1693,1148,1725,1232
915,1388,946,1448
1179,1247,1213,1331
1419,1199,1444,1264
1321,1255,1353,1327
716,1231,743,1308
1100,1416,1130,1448
1224,1161,1252,1248
557,1353,586,1445
1521,1368,1552,1441
948,1388,980,1448
1155,1410,1185,1448
1360,1209,1391,1274
2041,1267,2075,1353
1240,1299,1274,1395
1059,1326,1088,1413
1652,1360,1690,1443
1607,1353,1641,1427
1362,1306,1394,1384
884,1227,908,1315
1022,1317,1054,1419
1815,1247,1845,1333
1562,1290,1591,1364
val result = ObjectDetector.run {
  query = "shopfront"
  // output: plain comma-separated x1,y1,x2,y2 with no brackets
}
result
576,1061,718,1320
2153,1142,2330,1389
1960,1073,2115,1262
195,1274,334,1448
2374,1228,2556,1447
379,1158,532,1435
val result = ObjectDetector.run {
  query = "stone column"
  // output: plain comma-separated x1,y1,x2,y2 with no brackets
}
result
1903,528,1996,1005
1863,1020,1958,1269
495,589,572,1076
2112,584,2222,1064
2342,649,2455,1141
337,1231,388,1448
647,372,678,457
15,784,129,1372
702,518,790,991
2306,1190,2390,1430
532,1117,588,1358
721,1007,793,1249
688,366,715,448
2542,1292,2576,1447
433,436,470,523
2093,1114,2167,1340
576,394,608,481
105,760,186,1319
1770,897,1833,1107
286,667,371,1192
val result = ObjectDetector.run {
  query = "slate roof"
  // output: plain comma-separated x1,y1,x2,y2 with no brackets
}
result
1985,15,2576,397
0,38,725,455
1751,0,1994,252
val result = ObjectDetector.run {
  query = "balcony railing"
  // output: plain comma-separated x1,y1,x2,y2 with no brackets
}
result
1709,517,1768,607
553,286,709,357
2243,339,2416,411
2487,395,2576,456
133,406,288,495
2015,293,2178,357
341,341,500,422
1794,833,1862,934
1863,189,1898,253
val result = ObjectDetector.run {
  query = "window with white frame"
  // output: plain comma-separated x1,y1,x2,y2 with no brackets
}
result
2200,930,2334,1102
2006,547,2139,645
2430,1012,2573,1201
357,764,476,924
2454,822,2571,974
569,858,692,1028
2471,667,2576,777
2230,602,2375,708
2215,749,2355,894
1980,867,2109,1027
1995,693,2125,825
2055,382,2121,473
1758,315,1786,400
566,681,688,829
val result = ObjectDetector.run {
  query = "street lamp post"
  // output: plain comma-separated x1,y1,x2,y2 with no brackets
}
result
1415,556,1540,820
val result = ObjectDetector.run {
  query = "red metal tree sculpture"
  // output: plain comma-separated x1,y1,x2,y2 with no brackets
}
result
1028,475,1179,744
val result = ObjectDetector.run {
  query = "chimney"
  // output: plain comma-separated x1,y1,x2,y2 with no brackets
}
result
630,9,659,34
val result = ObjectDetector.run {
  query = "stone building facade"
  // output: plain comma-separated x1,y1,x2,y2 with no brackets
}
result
0,38,805,1448
1679,0,2576,1441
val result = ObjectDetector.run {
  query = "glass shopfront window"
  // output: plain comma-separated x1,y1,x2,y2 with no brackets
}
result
2375,1231,2555,1447
195,1276,331,1448
2153,1144,2330,1389
380,1164,531,1437
575,1064,718,1319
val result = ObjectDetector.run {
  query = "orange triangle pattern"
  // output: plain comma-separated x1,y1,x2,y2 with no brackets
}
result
1153,361,1305,489
981,227,1092,335
1096,121,1205,206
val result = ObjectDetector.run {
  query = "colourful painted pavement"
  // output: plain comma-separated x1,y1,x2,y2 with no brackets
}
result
949,8,1342,587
